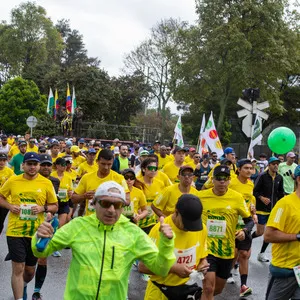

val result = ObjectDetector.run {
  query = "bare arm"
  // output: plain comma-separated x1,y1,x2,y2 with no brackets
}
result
264,226,298,243
47,203,58,214
71,191,94,204
151,204,165,218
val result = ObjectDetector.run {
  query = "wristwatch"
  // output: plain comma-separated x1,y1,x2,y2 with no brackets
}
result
44,204,48,213
296,233,300,241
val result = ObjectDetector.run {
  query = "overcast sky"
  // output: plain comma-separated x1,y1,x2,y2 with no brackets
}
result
0,0,197,77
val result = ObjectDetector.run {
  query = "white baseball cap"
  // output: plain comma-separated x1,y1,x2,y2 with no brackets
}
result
94,181,126,203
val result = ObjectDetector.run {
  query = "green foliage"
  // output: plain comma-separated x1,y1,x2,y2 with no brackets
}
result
220,119,232,146
0,77,46,134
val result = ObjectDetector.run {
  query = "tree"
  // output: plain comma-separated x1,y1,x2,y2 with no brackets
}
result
0,77,46,134
0,2,63,87
124,18,188,140
171,0,300,133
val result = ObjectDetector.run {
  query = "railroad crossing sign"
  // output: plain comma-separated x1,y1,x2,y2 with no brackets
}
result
237,99,269,138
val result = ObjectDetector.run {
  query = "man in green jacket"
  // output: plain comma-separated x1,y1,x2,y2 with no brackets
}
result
32,181,175,300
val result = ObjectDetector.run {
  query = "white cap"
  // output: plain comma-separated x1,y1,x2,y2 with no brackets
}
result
94,181,126,203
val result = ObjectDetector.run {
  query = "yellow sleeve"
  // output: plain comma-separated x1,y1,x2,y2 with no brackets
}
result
75,174,88,194
46,182,58,204
0,177,12,199
266,200,287,231
138,189,147,208
152,188,170,212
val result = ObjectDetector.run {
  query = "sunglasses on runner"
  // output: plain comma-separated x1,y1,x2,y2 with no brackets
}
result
180,173,194,177
40,163,52,167
124,175,135,181
147,166,158,172
98,200,124,209
214,176,230,181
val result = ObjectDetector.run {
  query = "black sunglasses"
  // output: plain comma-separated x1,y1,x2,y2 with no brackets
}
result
98,200,124,209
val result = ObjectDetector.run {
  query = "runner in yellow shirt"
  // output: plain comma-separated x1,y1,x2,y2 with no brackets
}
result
184,147,196,164
0,152,57,300
121,168,148,223
264,164,300,300
162,146,187,184
27,137,39,153
152,166,198,217
72,149,129,216
77,148,98,178
138,157,166,234
157,145,172,170
140,194,209,300
198,165,253,299
0,153,14,234
70,145,86,170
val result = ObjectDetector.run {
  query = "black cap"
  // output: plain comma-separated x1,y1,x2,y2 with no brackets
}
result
213,165,230,177
176,194,203,231
237,159,252,168
121,168,136,177
178,165,194,175
39,154,52,164
0,153,8,159
173,146,188,154
220,158,233,166
154,140,161,144
55,157,66,165
50,141,59,148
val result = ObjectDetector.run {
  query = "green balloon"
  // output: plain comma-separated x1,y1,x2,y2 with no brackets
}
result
267,127,296,154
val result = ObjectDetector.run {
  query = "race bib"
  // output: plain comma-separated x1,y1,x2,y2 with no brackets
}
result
175,245,197,269
20,204,37,221
207,219,226,238
123,201,134,217
58,189,68,202
87,200,95,212
293,265,300,287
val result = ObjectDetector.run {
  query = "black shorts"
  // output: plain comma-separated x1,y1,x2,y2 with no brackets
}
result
6,236,37,266
58,204,70,215
68,199,74,208
235,233,252,251
142,225,154,235
207,254,234,279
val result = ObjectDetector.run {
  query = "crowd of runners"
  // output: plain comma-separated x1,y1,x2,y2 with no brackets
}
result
0,133,299,300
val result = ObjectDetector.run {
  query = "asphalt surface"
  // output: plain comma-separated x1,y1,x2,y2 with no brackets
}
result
0,221,271,300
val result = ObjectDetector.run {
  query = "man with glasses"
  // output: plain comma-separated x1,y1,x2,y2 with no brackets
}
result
0,152,58,300
28,137,38,153
32,181,176,300
209,152,218,169
198,166,253,300
252,156,284,262
72,149,129,217
278,151,297,195
152,166,199,217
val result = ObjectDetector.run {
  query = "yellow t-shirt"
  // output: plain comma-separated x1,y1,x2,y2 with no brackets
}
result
198,188,250,259
77,161,98,178
136,170,172,188
75,170,129,216
7,137,15,146
122,186,147,217
157,154,172,170
66,169,78,182
51,153,65,164
267,193,300,269
0,174,57,237
27,144,39,153
144,216,207,300
51,171,73,203
72,155,86,169
184,155,193,165
153,183,199,217
138,177,165,228
0,167,14,187
8,145,20,157
162,162,182,184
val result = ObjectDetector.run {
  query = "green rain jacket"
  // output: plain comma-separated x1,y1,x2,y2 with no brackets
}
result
32,214,175,300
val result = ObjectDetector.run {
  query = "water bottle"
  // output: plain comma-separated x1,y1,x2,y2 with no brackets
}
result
36,217,59,252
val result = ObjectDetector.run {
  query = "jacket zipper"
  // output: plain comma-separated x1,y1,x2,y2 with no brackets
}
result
95,229,106,300
111,246,115,269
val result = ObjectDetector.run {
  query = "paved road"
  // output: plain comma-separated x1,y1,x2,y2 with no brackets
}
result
0,222,271,300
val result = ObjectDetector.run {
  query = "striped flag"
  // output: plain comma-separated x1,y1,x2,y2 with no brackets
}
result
47,88,54,117
54,89,59,120
66,84,72,114
71,86,77,116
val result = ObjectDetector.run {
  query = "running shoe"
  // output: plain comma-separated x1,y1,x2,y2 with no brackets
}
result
257,253,269,262
227,276,235,284
52,251,61,257
240,285,252,297
32,292,42,300
234,263,239,269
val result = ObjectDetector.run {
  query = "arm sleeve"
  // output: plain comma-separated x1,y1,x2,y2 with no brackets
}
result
242,217,254,232
74,175,87,194
277,176,285,200
267,201,287,231
152,188,169,211
134,226,176,277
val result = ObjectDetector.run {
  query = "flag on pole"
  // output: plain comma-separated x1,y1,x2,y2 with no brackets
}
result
196,114,207,155
202,112,223,158
71,86,77,116
47,88,54,117
247,115,262,158
66,84,72,114
54,89,59,120
173,115,184,147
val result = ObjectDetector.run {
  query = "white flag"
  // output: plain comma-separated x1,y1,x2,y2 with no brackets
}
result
173,115,184,147
197,114,207,155
247,115,263,158
202,112,223,158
